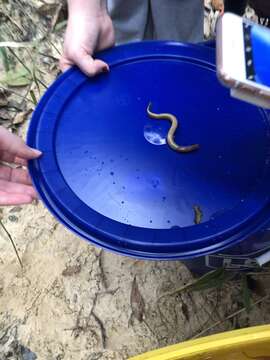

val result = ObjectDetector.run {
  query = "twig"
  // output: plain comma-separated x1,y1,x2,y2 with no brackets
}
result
38,52,59,62
36,77,48,89
158,281,195,302
0,219,23,268
89,292,107,348
7,47,33,78
4,47,47,95
51,3,63,32
29,89,37,105
192,294,269,339
0,85,35,104
18,82,33,109
0,41,31,49
92,311,107,348
0,47,9,72
98,249,108,289
0,8,25,35
47,39,61,56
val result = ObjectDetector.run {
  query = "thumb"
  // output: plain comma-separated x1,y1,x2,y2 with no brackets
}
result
75,53,109,77
0,127,42,160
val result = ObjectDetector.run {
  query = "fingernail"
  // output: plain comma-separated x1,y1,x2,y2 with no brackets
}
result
31,148,42,156
32,198,39,206
102,66,109,73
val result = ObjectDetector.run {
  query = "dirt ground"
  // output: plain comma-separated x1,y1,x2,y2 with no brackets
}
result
1,1,270,360
1,201,270,360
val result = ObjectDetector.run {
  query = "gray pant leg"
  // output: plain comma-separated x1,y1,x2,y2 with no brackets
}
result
107,0,149,44
150,0,204,43
107,0,204,44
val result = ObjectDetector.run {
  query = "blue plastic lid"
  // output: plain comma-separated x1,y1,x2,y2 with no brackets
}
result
27,41,270,259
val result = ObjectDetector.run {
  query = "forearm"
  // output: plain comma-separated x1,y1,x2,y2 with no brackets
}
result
61,0,114,76
67,0,107,18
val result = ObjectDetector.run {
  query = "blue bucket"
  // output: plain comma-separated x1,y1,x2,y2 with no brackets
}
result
27,41,270,274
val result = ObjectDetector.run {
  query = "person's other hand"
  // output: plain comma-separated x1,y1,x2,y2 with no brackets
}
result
0,127,42,206
60,5,115,77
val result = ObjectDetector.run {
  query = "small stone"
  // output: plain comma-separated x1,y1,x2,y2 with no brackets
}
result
8,215,18,222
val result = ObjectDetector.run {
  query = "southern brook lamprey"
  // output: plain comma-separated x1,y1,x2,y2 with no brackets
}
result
146,103,199,153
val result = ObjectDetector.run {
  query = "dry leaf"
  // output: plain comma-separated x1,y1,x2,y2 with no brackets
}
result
0,67,32,87
0,95,8,107
181,301,190,321
13,109,32,125
9,206,22,213
62,264,81,277
0,108,12,121
130,276,145,322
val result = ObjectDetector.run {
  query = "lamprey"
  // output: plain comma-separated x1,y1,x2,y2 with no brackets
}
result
146,102,199,153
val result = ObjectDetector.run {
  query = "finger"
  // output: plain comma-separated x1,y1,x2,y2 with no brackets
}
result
0,191,33,206
0,152,28,166
75,54,109,77
0,127,42,161
59,56,73,73
0,179,37,198
0,164,32,185
60,63,72,73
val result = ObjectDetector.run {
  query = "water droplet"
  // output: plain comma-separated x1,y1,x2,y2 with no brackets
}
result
113,181,116,185
171,225,181,230
110,159,114,163
84,150,89,154
101,161,105,165
152,180,159,188
149,220,153,223
167,220,171,224
136,176,140,180
125,158,128,161
110,172,114,176
121,201,125,204
162,196,166,201
122,186,126,190
144,124,167,146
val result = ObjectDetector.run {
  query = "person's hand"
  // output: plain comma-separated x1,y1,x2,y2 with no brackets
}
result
211,0,225,13
60,3,115,77
0,127,42,206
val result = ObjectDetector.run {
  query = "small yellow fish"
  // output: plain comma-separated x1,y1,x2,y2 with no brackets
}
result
193,205,203,225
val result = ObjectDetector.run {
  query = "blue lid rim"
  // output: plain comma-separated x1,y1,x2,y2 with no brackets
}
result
27,41,270,259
